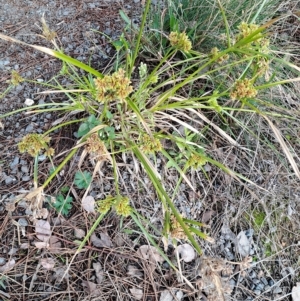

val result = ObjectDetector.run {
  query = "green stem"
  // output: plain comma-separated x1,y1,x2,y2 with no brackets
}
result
129,0,152,74
42,147,78,188
43,119,85,136
33,156,39,188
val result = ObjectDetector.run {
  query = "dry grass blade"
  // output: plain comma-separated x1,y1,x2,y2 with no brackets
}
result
263,115,300,179
188,108,241,147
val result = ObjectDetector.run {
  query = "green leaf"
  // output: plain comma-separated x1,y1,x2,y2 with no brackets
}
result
52,194,73,216
60,186,70,194
77,123,89,137
74,171,92,189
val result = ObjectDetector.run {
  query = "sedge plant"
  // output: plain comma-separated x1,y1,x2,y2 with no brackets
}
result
0,0,300,264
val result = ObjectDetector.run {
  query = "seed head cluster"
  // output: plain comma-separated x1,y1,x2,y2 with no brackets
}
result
85,133,110,161
230,78,257,100
11,70,24,86
170,215,187,240
97,195,131,217
140,134,162,154
94,69,133,102
187,153,207,170
210,47,229,63
169,31,192,53
18,134,54,157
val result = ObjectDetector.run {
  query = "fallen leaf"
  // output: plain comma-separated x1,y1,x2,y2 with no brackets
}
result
177,244,195,263
74,228,85,239
201,210,216,223
236,231,250,257
34,241,49,249
160,289,183,301
82,196,95,213
40,258,55,270
130,287,143,300
53,267,69,281
49,235,62,253
292,282,300,301
127,264,143,278
20,243,29,249
93,262,104,284
0,259,15,272
35,219,51,242
138,245,164,264
82,280,97,294
91,232,113,248
8,247,18,255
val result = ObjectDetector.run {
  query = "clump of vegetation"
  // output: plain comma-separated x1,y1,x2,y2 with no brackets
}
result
1,0,299,263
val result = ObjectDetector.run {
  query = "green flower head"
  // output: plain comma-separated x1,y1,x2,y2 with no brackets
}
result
169,31,192,53
94,69,133,102
18,134,52,157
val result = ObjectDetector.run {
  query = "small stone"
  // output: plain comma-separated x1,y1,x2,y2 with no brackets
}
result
22,176,31,182
273,287,282,294
264,285,271,291
261,277,268,286
25,124,34,132
38,154,46,162
255,283,264,291
253,290,261,295
269,279,275,286
10,156,19,168
5,176,15,185
252,278,260,284
21,165,29,173
0,257,6,265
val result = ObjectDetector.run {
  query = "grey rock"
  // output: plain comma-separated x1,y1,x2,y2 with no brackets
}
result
264,285,271,291
273,286,282,294
25,124,34,132
21,165,29,173
38,154,46,162
261,277,268,285
5,176,15,185
253,290,261,295
255,283,264,291
0,257,6,265
10,167,18,174
18,218,28,227
10,156,19,168
269,279,275,286
22,176,31,182
236,231,250,257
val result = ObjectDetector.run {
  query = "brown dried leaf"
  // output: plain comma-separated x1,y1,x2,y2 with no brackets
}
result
127,265,143,278
49,235,62,253
93,262,104,284
40,258,55,270
35,219,51,242
138,245,164,264
91,232,113,248
82,196,95,213
177,244,195,263
82,280,97,294
34,241,49,249
130,287,143,300
74,228,85,239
